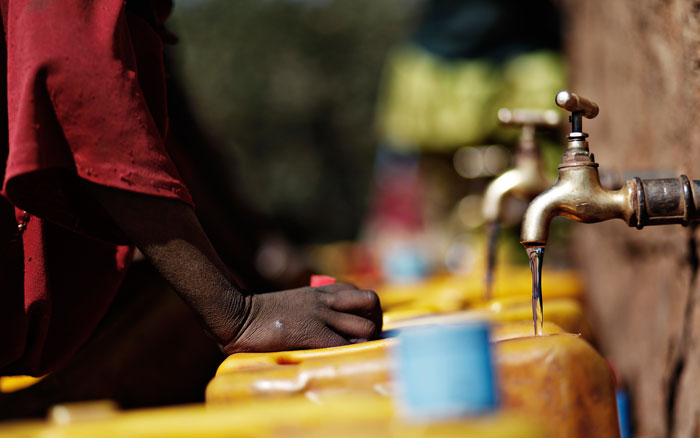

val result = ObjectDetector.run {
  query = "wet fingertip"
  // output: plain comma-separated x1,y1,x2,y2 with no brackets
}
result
348,338,369,344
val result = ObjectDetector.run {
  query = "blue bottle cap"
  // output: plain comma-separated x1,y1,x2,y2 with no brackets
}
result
395,321,499,421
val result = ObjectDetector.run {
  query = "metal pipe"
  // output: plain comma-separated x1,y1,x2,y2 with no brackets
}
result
634,176,700,228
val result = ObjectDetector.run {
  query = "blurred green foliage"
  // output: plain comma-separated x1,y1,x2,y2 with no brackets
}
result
168,0,420,242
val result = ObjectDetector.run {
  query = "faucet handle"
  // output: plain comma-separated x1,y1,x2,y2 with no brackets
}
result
497,108,561,127
498,108,560,155
556,91,599,140
555,91,599,119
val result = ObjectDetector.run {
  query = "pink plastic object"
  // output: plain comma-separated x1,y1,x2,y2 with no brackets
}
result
310,275,336,287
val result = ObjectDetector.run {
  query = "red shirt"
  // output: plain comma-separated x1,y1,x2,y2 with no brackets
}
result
0,0,193,376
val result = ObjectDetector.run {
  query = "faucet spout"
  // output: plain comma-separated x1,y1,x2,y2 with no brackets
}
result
482,163,550,223
520,164,634,246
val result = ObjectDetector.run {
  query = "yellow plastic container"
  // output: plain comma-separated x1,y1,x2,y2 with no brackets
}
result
205,322,563,405
207,321,566,405
207,342,393,403
214,338,395,375
498,334,619,438
376,267,583,312
476,296,593,340
383,296,591,340
0,395,545,438
206,322,618,438
212,319,563,378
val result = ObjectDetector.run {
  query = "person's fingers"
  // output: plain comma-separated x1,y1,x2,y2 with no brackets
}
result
325,310,379,341
305,326,350,349
323,289,383,333
323,288,380,313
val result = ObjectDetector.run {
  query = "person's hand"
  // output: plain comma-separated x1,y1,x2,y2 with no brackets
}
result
221,283,383,354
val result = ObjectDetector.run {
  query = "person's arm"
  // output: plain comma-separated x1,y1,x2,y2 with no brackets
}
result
86,183,382,353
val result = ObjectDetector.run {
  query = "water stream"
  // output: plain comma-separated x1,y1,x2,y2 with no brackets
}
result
526,246,545,336
484,221,500,301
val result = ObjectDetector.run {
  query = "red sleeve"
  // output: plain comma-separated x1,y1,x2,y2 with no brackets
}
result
2,0,193,243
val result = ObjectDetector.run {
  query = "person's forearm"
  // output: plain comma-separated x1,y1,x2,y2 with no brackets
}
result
86,182,383,354
86,183,248,345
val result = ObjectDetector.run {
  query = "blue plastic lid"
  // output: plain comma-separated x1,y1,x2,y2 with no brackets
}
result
395,321,499,421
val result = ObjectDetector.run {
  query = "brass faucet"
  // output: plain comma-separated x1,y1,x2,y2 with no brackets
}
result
481,108,558,299
520,91,700,248
481,108,559,224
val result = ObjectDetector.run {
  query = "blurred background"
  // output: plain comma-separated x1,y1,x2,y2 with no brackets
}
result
165,0,567,287
168,0,417,243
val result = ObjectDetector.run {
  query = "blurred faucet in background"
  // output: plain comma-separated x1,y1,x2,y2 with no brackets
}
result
481,108,560,298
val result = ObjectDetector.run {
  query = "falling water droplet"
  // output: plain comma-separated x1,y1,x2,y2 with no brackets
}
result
484,221,500,301
526,246,545,336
